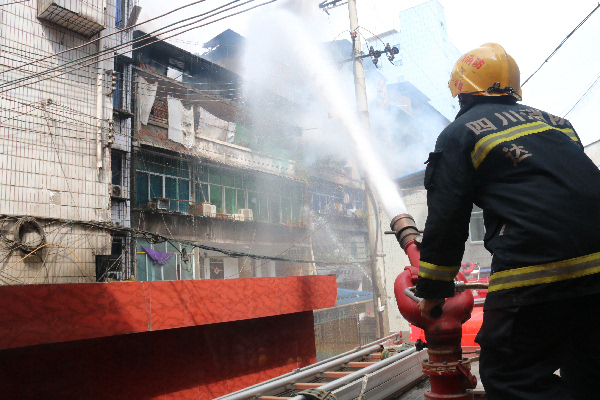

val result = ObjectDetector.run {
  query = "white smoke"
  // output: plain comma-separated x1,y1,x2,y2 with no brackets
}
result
241,3,450,217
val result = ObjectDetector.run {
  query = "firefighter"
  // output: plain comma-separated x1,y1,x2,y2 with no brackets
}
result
415,43,600,400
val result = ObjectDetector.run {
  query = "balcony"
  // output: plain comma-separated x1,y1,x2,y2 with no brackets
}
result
38,0,106,37
131,208,309,248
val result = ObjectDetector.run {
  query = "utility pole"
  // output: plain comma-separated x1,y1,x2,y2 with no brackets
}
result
346,0,389,338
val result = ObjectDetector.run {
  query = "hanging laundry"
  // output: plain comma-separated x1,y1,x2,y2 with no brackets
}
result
141,246,173,266
198,107,236,142
342,192,350,204
226,122,236,143
167,96,195,148
136,76,158,127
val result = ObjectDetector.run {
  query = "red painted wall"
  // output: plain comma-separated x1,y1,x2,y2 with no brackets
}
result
0,311,317,399
0,276,336,399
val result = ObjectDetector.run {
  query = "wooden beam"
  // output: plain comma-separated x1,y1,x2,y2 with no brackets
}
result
348,361,377,368
324,371,352,379
294,382,323,390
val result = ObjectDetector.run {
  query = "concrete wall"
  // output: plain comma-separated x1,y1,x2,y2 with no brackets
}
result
585,140,600,168
0,0,125,283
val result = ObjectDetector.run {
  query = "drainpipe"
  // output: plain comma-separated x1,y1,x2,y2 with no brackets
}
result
96,36,104,170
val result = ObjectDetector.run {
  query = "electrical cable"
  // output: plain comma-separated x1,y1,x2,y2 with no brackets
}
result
0,0,30,6
0,243,92,281
0,214,364,266
0,63,242,144
0,99,104,130
522,3,600,87
0,0,248,91
357,26,384,46
0,0,210,76
563,72,600,118
6,0,276,97
0,217,46,253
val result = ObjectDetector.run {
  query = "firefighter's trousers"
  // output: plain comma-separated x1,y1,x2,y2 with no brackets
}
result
475,292,600,400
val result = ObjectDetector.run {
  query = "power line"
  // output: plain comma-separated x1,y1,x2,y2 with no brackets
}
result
0,0,247,91
0,214,362,266
0,0,209,77
522,3,600,87
0,0,272,95
563,72,600,118
0,0,29,6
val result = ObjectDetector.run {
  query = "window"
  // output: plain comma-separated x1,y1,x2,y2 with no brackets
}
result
209,258,224,279
469,205,485,242
136,239,194,281
310,188,365,218
111,150,123,186
136,151,304,223
115,0,125,27
135,152,190,211
112,61,125,110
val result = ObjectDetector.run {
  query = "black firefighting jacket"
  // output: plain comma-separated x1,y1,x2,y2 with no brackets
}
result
415,96,600,309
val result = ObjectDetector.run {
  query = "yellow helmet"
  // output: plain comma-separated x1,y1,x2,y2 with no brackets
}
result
448,43,522,100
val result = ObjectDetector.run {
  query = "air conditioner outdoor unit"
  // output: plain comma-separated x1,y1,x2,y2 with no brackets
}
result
239,209,253,221
201,203,217,218
111,184,127,199
156,199,170,210
232,214,244,221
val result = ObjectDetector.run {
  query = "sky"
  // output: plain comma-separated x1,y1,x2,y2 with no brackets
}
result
139,0,600,145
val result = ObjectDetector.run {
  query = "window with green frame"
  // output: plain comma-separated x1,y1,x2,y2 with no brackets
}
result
136,238,194,281
135,152,190,211
137,152,304,223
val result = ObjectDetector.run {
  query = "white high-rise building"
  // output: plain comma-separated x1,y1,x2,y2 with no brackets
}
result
365,0,462,121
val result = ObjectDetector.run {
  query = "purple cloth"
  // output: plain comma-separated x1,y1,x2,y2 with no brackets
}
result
141,246,173,266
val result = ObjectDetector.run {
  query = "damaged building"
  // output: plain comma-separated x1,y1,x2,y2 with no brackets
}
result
131,31,314,281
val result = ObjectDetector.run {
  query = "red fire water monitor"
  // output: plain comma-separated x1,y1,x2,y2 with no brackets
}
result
390,214,487,400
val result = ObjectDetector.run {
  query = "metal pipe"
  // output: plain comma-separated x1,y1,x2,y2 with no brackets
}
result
95,37,104,170
290,347,418,400
390,214,420,249
215,332,401,400
404,286,420,303
404,286,444,319
220,343,385,400
455,281,489,292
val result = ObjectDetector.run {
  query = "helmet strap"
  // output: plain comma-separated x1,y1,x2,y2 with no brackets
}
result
465,82,522,101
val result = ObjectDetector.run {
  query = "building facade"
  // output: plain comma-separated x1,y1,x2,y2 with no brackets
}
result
365,0,462,122
0,0,137,284
131,33,316,282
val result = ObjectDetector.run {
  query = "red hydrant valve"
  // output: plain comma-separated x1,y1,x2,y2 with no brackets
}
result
390,213,477,400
